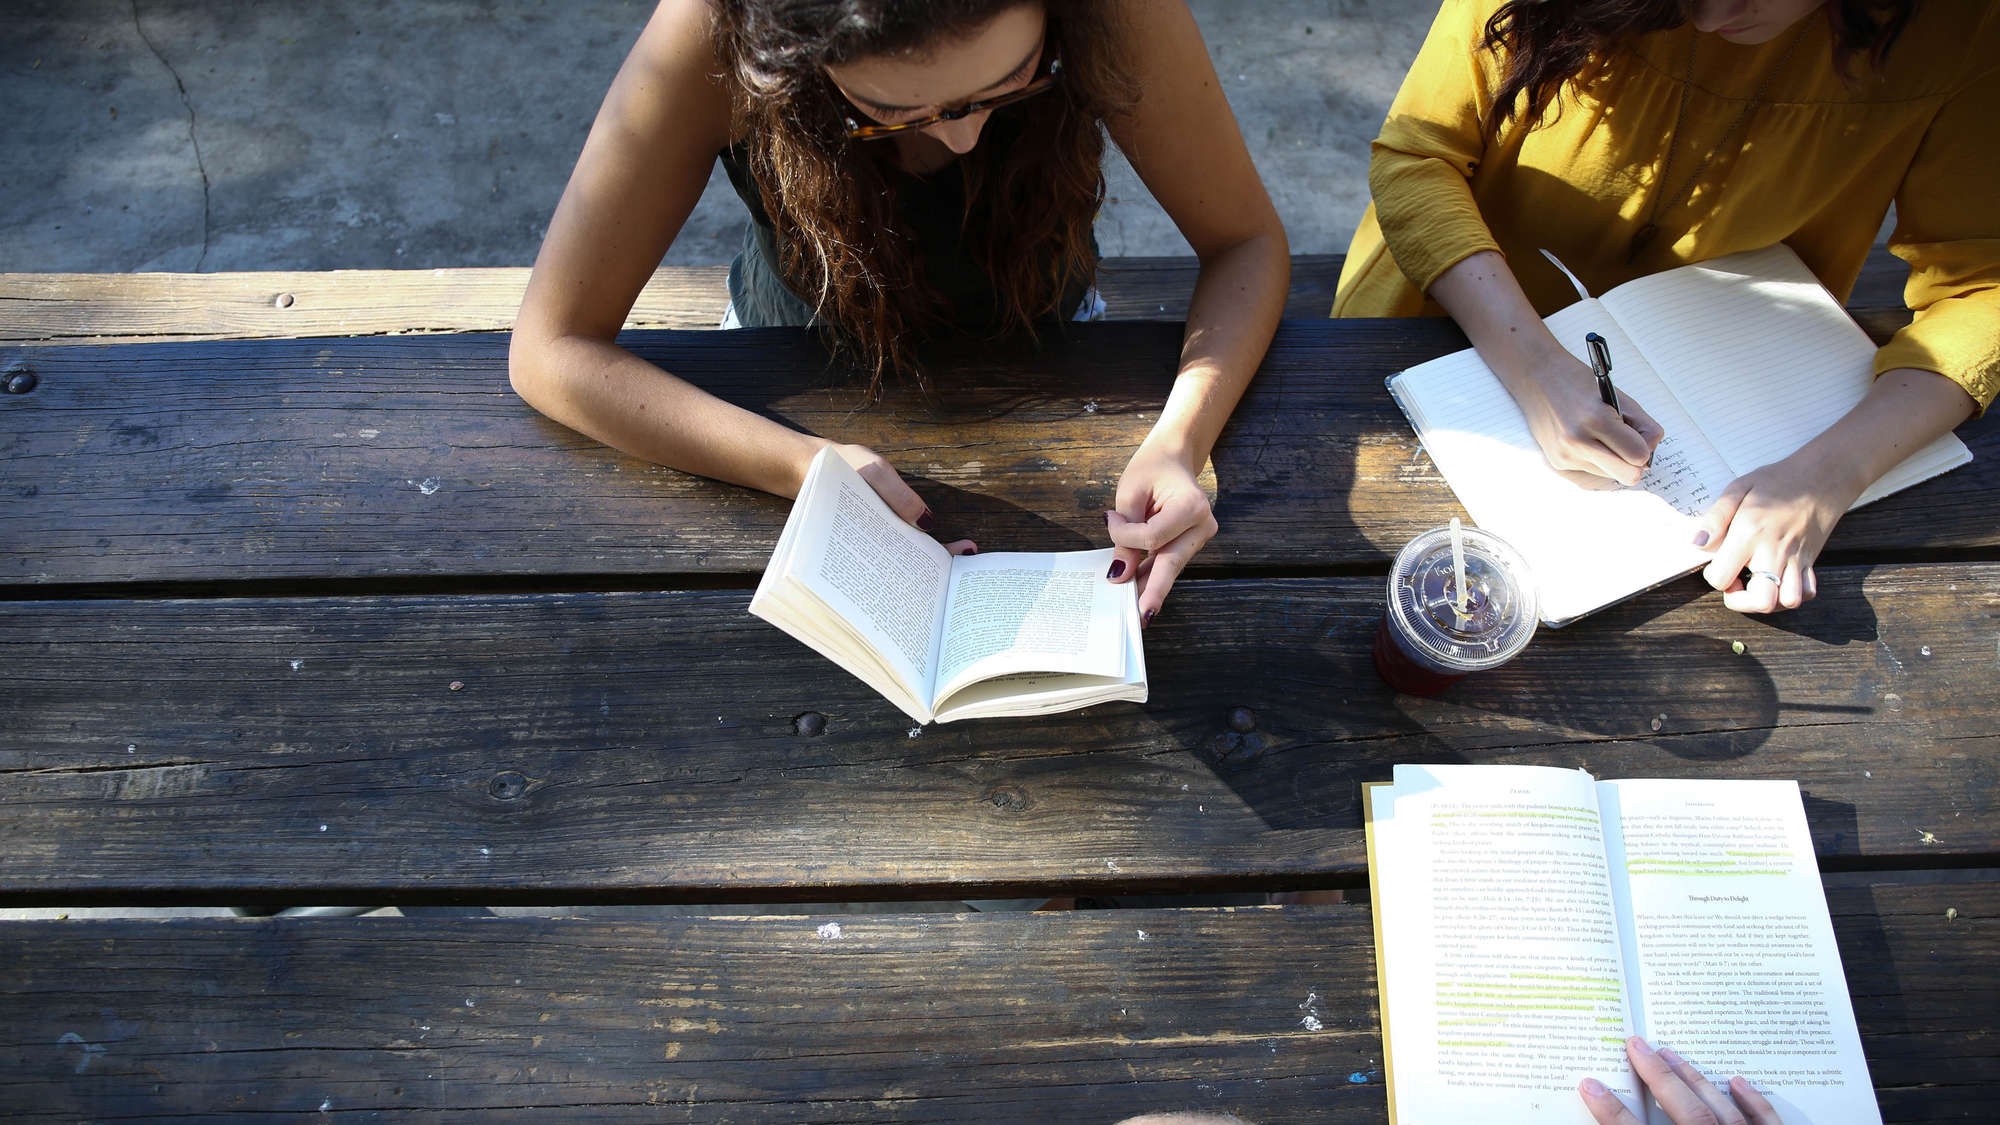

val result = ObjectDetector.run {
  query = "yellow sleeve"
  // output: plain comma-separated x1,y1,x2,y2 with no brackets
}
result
1876,57,2000,414
1367,0,1506,292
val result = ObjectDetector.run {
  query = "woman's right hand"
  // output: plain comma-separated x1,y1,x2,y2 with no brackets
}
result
1513,343,1666,488
827,443,977,555
1424,253,1665,488
1581,1036,1783,1125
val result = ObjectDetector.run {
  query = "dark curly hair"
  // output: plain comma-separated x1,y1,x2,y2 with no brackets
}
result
1481,0,1920,135
710,0,1136,394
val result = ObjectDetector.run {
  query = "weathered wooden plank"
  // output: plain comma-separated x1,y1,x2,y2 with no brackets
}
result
1826,872,2000,1122
0,906,1375,1123
1094,253,1345,321
0,875,1991,1122
2,564,1989,903
2,321,1988,587
0,256,1348,347
1,247,1908,345
0,267,733,345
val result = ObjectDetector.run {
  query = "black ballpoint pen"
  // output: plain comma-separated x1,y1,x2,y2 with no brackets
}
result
1585,331,1618,411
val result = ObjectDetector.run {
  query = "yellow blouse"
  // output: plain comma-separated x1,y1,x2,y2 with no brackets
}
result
1333,0,2000,412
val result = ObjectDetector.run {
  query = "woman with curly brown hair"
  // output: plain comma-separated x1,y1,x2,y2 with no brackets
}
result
510,0,1289,621
1336,0,1996,615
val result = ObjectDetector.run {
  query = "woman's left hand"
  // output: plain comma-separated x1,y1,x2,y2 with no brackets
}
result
1105,440,1218,626
1695,450,1859,614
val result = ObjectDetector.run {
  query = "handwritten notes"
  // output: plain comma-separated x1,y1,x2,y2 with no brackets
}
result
1635,436,1715,517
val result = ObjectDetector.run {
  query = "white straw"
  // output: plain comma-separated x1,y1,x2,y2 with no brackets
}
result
1450,516,1469,613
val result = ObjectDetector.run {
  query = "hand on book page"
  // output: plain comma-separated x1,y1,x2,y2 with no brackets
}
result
1690,456,1839,614
827,443,978,556
1689,368,1979,615
1581,1037,1783,1125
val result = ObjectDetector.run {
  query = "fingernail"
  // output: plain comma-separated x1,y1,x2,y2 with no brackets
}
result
1142,608,1155,628
1692,530,1710,547
1658,1046,1684,1066
1107,559,1126,580
1580,1078,1606,1097
964,545,977,555
1628,1035,1651,1052
916,508,936,532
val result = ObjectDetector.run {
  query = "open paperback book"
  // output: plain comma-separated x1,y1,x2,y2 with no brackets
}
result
1388,243,1971,626
1364,764,1879,1125
749,445,1146,724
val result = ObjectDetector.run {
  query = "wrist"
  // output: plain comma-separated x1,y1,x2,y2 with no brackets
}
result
1486,331,1574,403
784,433,834,499
1136,424,1203,474
1790,440,1870,508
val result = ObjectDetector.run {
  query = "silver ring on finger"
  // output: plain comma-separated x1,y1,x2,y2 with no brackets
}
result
1751,570,1782,587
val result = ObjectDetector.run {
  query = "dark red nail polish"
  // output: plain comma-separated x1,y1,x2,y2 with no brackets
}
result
1107,559,1126,580
964,545,977,555
1142,608,1155,628
917,509,936,532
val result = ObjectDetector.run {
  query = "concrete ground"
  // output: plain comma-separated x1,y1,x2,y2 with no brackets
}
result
0,0,1432,273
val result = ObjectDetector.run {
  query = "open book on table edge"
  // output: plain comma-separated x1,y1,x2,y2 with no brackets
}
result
1386,243,1972,627
1363,765,1882,1125
749,446,1147,725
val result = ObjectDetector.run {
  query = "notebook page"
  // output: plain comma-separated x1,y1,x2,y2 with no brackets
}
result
1604,244,1971,507
1600,245,1879,476
1853,437,1973,508
1394,301,1724,624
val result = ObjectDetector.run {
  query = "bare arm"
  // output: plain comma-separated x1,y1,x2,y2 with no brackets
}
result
1099,0,1290,618
509,0,838,503
1696,366,1974,612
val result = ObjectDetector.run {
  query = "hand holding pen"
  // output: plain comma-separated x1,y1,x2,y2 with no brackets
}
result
1533,329,1662,488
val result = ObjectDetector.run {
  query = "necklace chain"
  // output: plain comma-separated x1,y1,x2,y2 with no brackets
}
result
1626,25,1808,264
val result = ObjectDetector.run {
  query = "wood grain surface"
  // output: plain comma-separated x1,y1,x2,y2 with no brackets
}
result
2,319,1987,589
0,266,735,345
0,255,1348,346
0,247,1910,346
4,563,1990,904
1,873,1990,1122
0,250,1988,1122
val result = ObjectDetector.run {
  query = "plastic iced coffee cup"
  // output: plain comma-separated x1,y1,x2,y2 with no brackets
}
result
1373,524,1538,695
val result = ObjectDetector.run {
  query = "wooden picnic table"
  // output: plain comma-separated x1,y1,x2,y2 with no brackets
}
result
0,255,1993,1122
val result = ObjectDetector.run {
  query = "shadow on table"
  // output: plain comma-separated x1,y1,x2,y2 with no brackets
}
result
1542,568,1885,648
901,476,1096,551
1151,585,1836,835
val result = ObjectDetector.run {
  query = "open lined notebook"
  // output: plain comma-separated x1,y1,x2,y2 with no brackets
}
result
1388,244,1972,626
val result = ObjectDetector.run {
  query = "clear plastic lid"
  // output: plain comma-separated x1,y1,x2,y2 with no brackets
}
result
1384,525,1539,673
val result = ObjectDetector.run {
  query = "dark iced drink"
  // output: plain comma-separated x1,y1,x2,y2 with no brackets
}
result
1374,524,1538,695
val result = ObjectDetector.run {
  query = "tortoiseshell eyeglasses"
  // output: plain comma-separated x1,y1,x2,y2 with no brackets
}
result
841,54,1063,141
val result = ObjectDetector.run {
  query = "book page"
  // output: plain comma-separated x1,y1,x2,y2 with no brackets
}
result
1392,299,1727,625
1372,764,1639,1123
1599,779,1881,1125
1601,244,1966,493
931,548,1129,706
931,604,1146,722
780,449,953,702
